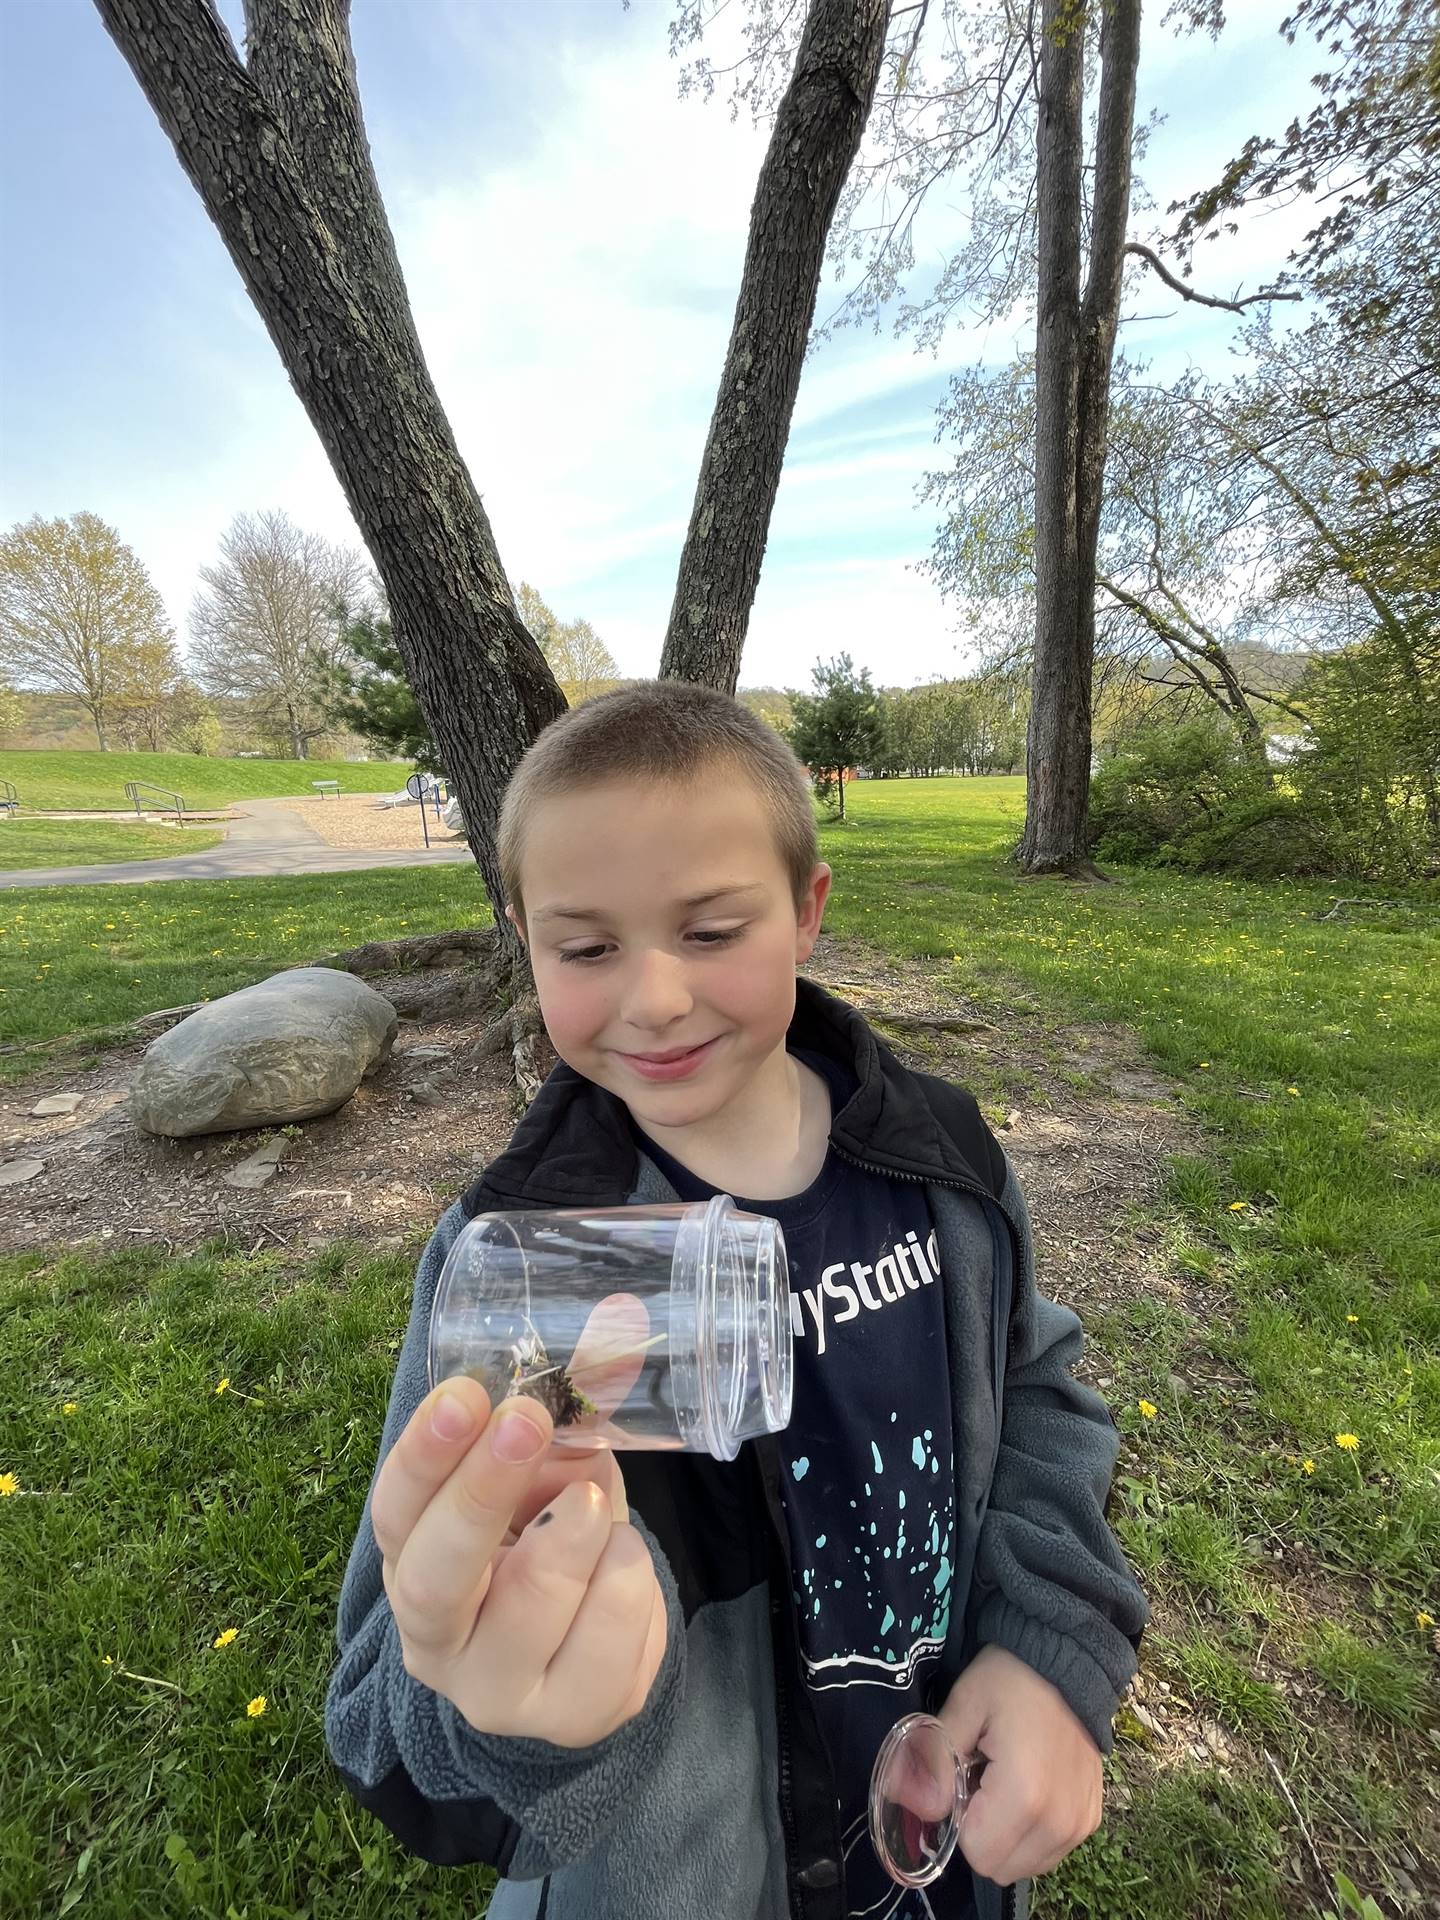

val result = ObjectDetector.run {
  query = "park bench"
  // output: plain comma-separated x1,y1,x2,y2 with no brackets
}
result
312,780,340,800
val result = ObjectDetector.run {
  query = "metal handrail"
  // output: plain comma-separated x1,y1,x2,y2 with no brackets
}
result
0,780,16,816
124,780,186,823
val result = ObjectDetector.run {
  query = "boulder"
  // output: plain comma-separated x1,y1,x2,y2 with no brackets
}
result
131,968,397,1138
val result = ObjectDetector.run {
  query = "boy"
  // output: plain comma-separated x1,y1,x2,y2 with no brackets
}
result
325,683,1148,1920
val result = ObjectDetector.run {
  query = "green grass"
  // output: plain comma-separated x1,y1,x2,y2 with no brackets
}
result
0,866,489,1066
0,747,413,812
0,820,225,870
0,1239,494,1919
2,772,1436,1915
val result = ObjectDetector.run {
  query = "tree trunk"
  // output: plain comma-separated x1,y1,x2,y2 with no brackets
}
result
93,0,566,958
1020,0,1089,875
838,767,846,821
92,708,108,751
660,0,888,691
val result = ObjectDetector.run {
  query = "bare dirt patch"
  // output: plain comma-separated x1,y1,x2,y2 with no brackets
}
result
0,930,1203,1321
279,792,464,853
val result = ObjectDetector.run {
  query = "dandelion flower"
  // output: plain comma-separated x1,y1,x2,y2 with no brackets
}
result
62,1402,78,1416
1286,1087,1299,1097
1302,1460,1315,1475
1417,1611,1435,1631
212,1627,239,1649
0,1472,20,1496
1346,1314,1358,1324
1138,1400,1157,1420
1197,1062,1211,1070
1335,1433,1359,1451
215,1377,230,1396
1228,1201,1249,1213
100,1654,113,1666
246,1695,267,1718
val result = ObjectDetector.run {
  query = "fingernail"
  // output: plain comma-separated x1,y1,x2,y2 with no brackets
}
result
491,1404,547,1463
430,1391,473,1441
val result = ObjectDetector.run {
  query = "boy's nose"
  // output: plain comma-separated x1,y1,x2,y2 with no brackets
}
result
619,949,694,1032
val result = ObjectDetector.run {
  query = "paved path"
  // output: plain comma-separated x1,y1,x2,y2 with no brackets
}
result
0,797,474,889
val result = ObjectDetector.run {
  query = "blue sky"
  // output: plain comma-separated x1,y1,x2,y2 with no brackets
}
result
0,0,1319,688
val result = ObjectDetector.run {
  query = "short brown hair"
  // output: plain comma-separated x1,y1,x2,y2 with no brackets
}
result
499,681,818,921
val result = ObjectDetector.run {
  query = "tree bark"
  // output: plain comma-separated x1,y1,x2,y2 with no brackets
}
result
1020,0,1140,878
1020,0,1088,875
93,0,566,957
660,0,889,691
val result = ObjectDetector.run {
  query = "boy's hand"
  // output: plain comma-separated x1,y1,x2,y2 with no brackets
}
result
370,1378,668,1749
940,1644,1103,1886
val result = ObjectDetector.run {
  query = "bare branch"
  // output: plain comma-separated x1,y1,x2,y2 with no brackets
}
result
1124,241,1303,313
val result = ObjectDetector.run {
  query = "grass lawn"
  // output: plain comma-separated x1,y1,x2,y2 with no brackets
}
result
0,820,226,871
2,775,1436,1917
0,866,488,1069
0,748,413,813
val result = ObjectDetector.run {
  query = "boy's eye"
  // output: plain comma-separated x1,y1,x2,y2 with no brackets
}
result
558,944,611,964
690,927,744,947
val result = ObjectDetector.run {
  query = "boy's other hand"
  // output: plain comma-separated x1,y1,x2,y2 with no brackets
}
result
371,1378,668,1749
939,1644,1103,1886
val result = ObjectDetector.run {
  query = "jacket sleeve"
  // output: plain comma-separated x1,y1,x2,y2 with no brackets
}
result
969,1158,1149,1753
323,1200,687,1875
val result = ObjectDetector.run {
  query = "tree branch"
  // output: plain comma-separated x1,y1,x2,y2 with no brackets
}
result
1124,242,1302,313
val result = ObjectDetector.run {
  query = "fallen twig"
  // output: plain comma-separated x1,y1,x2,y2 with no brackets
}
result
1263,1747,1328,1894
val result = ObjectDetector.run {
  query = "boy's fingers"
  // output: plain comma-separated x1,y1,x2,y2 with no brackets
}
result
538,1523,662,1737
507,1444,629,1534
371,1376,495,1564
957,1771,1038,1886
387,1395,554,1653
568,1293,651,1425
471,1479,616,1677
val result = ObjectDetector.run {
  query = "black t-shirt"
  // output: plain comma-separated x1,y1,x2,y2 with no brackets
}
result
636,1048,971,1920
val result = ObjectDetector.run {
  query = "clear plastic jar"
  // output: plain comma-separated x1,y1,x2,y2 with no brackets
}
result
428,1195,792,1459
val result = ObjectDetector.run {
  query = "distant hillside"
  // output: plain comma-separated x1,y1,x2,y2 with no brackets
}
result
0,749,414,812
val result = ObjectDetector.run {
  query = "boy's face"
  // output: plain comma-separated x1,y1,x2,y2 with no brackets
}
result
510,776,830,1133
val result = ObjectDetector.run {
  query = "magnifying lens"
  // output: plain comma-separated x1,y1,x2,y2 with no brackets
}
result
869,1713,986,1888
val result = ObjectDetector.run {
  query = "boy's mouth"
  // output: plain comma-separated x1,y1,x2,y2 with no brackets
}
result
616,1035,724,1082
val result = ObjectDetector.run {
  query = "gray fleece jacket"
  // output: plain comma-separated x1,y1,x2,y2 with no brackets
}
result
324,981,1149,1920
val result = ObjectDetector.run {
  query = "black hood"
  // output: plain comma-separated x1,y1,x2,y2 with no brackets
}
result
460,976,1005,1218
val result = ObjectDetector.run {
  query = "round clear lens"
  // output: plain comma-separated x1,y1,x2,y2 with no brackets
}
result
869,1713,969,1888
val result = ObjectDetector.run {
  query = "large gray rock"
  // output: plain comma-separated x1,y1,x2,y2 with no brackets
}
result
131,968,397,1138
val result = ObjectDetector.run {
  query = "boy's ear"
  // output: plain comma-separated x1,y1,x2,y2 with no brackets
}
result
504,904,527,948
794,863,832,964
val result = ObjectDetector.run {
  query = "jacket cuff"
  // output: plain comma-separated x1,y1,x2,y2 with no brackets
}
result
439,1518,686,1875
973,1592,1136,1755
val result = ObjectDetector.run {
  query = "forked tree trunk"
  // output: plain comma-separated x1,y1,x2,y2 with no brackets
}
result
661,0,889,691
1020,0,1140,878
93,0,566,956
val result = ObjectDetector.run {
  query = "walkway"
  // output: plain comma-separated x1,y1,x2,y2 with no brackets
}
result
0,797,475,889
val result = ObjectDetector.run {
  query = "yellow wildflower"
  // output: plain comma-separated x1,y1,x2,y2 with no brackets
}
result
62,1402,78,1416
1302,1460,1315,1475
212,1627,239,1649
1286,1086,1299,1096
1197,1062,1211,1070
1228,1201,1249,1212
1138,1400,1157,1420
1417,1611,1435,1631
246,1695,267,1718
0,1471,19,1496
215,1377,229,1395
1335,1433,1359,1452
100,1655,113,1666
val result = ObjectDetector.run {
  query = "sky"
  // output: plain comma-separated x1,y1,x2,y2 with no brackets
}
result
0,0,1322,691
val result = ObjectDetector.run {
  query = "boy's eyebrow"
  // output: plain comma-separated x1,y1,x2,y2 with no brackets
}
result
533,883,766,925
